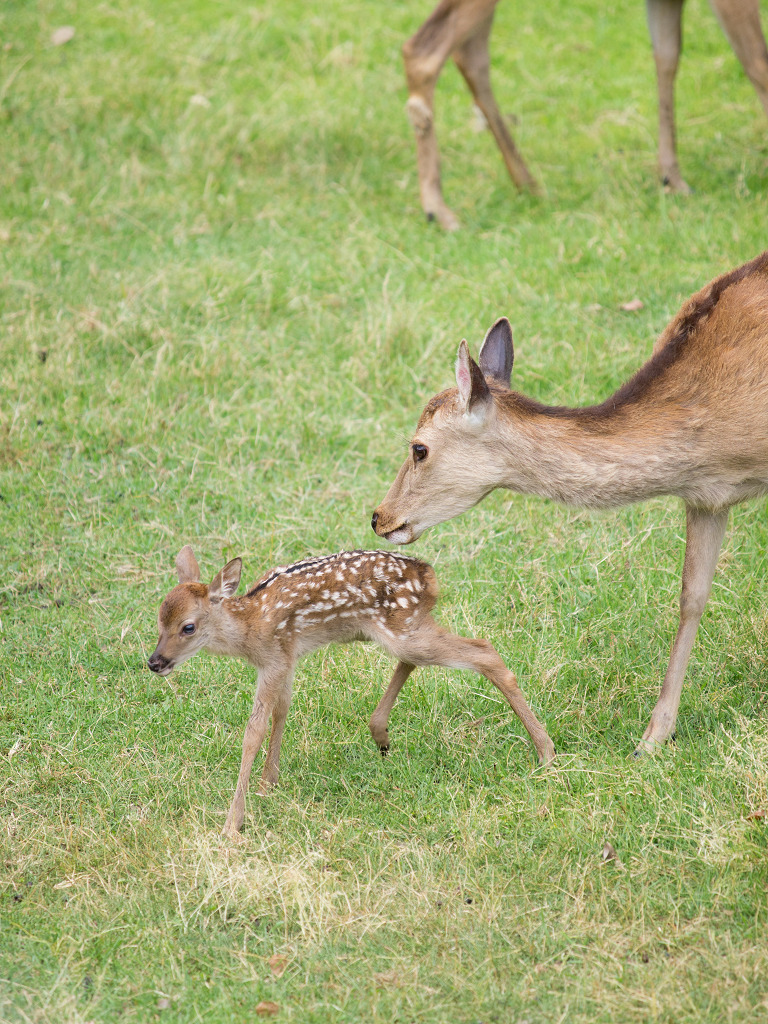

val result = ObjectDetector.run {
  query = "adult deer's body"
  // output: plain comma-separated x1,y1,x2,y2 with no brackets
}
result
405,0,768,228
372,251,768,750
148,546,554,834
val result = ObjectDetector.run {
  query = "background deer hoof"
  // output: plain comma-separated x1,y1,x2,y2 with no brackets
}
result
662,173,692,195
433,208,460,231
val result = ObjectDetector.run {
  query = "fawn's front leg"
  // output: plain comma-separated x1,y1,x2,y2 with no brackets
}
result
223,667,288,836
259,675,294,792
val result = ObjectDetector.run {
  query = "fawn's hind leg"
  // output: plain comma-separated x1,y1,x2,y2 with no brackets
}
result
369,660,417,754
391,619,555,766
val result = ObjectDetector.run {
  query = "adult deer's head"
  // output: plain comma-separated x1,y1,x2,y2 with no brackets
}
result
372,318,514,543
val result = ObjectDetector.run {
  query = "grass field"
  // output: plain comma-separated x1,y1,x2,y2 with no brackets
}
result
2,0,768,1020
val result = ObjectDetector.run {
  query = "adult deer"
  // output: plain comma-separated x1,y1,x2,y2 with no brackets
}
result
372,250,768,751
404,0,768,228
148,546,554,833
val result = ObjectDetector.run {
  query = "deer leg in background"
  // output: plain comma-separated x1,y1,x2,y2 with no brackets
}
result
452,10,538,194
403,0,466,230
369,660,417,754
639,506,729,753
709,0,768,117
647,0,690,192
403,0,499,229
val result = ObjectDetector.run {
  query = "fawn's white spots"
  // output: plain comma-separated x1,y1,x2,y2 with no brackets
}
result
237,551,431,640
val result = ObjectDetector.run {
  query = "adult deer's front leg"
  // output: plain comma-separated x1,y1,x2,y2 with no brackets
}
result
639,505,729,752
647,0,691,192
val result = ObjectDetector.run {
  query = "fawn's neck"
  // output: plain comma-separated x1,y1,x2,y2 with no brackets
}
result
205,597,270,664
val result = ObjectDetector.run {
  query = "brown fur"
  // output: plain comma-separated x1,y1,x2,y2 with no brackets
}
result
372,252,768,751
403,0,768,228
148,547,554,834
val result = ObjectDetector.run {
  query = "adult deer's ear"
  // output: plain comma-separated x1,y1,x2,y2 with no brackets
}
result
456,340,491,418
478,317,514,387
209,558,242,602
176,546,201,584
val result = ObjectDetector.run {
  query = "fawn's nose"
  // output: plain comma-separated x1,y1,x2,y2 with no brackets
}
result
371,511,379,532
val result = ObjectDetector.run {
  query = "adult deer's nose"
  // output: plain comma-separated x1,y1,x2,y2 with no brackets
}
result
147,652,166,673
371,511,379,532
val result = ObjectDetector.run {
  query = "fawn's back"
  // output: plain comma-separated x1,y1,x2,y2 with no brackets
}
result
238,550,439,655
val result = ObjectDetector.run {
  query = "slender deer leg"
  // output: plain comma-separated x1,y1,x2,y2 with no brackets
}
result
452,12,538,193
391,622,555,765
709,0,768,116
647,0,691,192
369,660,417,754
403,1,467,230
403,0,507,229
639,506,729,752
259,675,294,792
223,672,280,835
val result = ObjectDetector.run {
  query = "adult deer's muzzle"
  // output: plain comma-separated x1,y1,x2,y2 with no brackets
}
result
147,651,171,675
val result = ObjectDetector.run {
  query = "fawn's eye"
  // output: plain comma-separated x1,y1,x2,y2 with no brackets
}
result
412,443,428,464
182,623,196,636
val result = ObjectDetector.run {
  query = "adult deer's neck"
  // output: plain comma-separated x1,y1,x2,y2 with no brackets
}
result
495,392,694,510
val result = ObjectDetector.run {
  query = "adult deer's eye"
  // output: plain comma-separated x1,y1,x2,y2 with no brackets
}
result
412,443,428,464
182,623,196,635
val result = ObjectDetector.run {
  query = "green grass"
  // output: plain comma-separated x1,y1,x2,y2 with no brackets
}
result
2,0,768,1020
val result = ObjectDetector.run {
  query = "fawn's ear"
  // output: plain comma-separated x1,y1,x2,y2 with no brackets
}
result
209,557,242,602
176,546,201,584
455,339,491,418
478,317,514,387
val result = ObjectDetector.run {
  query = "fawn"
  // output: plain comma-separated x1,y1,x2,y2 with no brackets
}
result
148,545,554,834
373,251,768,753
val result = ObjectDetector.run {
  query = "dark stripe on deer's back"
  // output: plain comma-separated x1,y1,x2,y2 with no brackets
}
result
246,550,431,597
510,251,768,425
417,252,768,431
